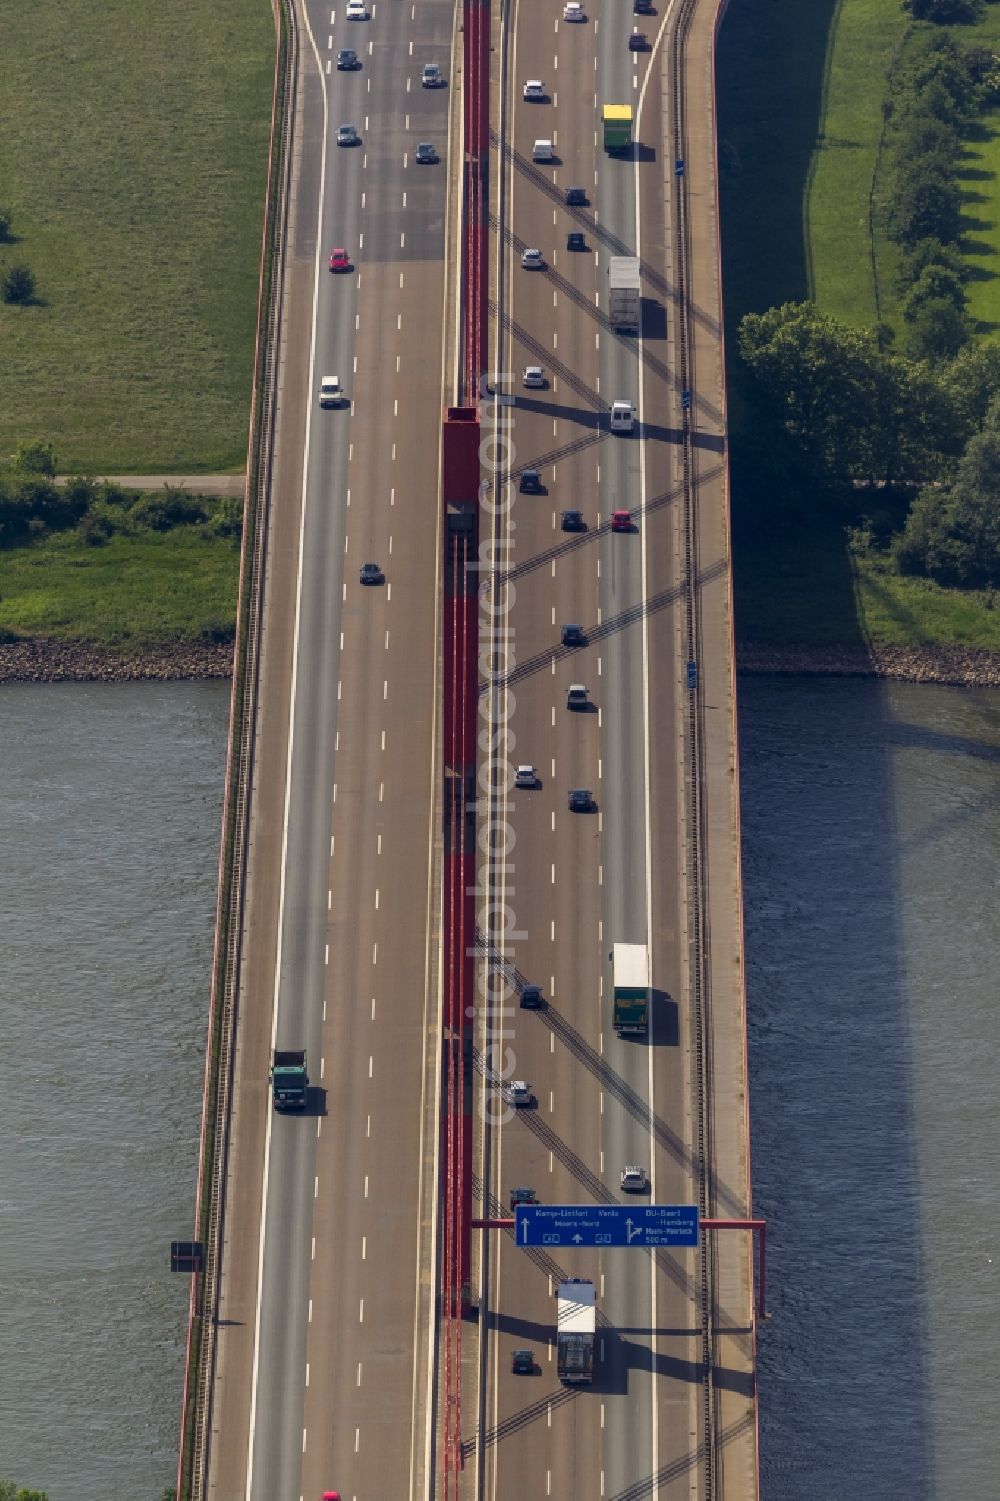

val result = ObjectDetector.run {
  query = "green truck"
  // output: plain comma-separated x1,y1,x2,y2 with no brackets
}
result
613,942,649,1035
602,104,633,153
270,1048,309,1110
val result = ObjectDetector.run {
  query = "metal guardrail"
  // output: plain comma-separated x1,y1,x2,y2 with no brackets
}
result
176,3,299,1497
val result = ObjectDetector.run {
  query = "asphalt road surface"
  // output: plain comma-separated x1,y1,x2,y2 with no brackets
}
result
473,0,756,1495
207,0,456,1495
205,0,756,1494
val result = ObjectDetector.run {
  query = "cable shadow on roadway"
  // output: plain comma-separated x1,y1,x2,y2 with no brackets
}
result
484,465,724,591
478,556,730,697
491,231,725,431
490,129,723,349
607,1412,757,1501
461,1374,581,1457
473,928,747,1223
490,295,607,412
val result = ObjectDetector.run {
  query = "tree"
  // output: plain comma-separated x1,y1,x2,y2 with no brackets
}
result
943,340,1000,434
890,168,963,247
13,439,56,476
738,302,960,486
897,236,966,291
0,209,11,242
738,302,883,481
907,0,983,22
0,1485,48,1501
895,395,1000,584
905,297,972,360
2,264,35,304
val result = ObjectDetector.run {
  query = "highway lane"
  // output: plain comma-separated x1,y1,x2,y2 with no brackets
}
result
478,0,703,1494
242,1,455,1498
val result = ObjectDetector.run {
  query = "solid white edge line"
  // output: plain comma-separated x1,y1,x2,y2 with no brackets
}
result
411,0,464,1492
634,8,676,1496
245,9,330,1501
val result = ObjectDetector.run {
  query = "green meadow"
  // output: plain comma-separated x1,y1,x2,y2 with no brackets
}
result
717,0,1000,650
0,0,274,474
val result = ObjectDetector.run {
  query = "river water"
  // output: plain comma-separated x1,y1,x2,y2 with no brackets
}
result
0,681,230,1501
741,676,1000,1501
0,676,997,1498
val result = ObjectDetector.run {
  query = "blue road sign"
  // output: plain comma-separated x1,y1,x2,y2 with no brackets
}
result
687,660,698,690
515,1203,699,1248
681,389,692,411
675,159,685,176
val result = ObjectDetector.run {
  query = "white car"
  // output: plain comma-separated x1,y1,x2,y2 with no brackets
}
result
523,80,546,101
514,765,538,788
521,248,543,269
345,0,368,16
318,376,345,407
421,63,444,87
337,123,359,146
508,1081,534,1107
522,365,545,388
563,2,585,19
620,1165,647,1192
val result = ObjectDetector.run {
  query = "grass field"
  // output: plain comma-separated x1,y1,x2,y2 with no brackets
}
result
0,0,274,473
718,0,1000,652
0,530,239,648
808,0,909,328
735,520,1000,652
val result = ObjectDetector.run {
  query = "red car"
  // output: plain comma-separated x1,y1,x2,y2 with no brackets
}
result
611,509,632,532
321,1493,341,1501
329,248,351,273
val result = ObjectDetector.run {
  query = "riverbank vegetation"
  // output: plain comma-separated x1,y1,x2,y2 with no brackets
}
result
0,0,273,473
0,448,240,648
718,0,1000,653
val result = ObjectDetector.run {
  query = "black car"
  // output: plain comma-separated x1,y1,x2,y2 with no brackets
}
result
520,984,544,1009
511,1349,535,1375
510,1186,538,1209
561,508,585,531
567,231,586,252
337,47,359,68
519,467,543,493
359,562,384,585
628,29,649,49
561,623,585,647
634,0,654,12
565,185,587,206
568,788,593,813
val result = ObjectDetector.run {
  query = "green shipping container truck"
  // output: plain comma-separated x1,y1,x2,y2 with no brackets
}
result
613,942,649,1035
602,103,633,152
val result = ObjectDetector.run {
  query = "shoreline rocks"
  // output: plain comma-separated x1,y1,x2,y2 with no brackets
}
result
1,637,999,689
0,639,234,685
737,642,1000,688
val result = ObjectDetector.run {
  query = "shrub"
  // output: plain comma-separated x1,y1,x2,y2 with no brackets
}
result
890,168,963,246
128,489,209,531
2,265,35,304
907,0,983,22
905,297,971,359
13,440,56,476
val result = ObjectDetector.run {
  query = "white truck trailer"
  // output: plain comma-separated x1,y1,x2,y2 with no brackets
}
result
607,256,641,333
556,1278,596,1384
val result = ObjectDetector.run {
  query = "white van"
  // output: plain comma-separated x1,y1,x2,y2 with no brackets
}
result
566,684,589,711
610,399,635,433
532,138,554,162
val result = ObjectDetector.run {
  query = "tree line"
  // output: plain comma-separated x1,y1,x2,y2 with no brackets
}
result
736,22,1000,589
739,301,1000,587
0,442,241,549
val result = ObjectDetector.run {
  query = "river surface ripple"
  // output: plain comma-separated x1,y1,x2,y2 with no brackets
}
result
741,676,1000,1501
0,681,229,1501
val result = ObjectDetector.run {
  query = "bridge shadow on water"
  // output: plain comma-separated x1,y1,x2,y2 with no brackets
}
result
740,675,934,1498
